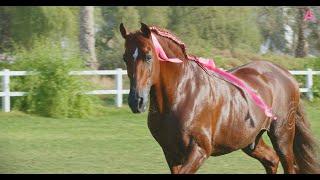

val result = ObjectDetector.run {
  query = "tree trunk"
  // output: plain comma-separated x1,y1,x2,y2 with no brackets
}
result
79,6,98,69
295,7,308,58
0,7,11,53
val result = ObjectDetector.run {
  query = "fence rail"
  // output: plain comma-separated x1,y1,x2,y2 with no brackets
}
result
1,68,319,112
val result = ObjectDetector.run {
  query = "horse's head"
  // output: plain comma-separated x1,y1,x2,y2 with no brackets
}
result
120,23,159,113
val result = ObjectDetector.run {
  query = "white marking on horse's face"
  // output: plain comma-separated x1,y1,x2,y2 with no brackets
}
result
133,48,138,61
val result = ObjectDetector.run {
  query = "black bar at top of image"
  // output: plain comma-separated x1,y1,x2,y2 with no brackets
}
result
0,0,319,6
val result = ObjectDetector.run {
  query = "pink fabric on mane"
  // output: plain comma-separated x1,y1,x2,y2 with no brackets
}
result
151,32,276,120
151,33,183,63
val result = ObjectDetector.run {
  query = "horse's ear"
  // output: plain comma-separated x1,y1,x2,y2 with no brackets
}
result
119,23,128,39
140,22,151,38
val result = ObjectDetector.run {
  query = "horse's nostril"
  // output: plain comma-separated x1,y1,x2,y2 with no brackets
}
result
138,97,144,109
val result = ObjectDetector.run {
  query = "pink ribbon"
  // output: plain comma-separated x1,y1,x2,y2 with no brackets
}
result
151,33,184,63
151,33,276,120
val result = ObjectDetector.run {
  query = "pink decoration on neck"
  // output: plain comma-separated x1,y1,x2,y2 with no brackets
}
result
150,32,276,120
151,33,183,63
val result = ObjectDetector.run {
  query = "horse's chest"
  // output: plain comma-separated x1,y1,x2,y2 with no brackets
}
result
147,113,187,150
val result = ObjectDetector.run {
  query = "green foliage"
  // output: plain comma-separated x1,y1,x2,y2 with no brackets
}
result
168,7,262,58
101,31,126,69
137,6,171,28
96,6,140,69
257,7,289,53
95,6,264,69
10,38,102,118
211,48,319,69
1,6,319,69
0,6,79,51
117,6,141,31
307,7,320,56
311,58,320,98
96,6,170,69
169,7,212,57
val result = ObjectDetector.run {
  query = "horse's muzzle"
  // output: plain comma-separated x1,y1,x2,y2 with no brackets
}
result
128,89,148,113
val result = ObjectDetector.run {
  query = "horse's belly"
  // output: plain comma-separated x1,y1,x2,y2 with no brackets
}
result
210,119,262,155
210,145,238,156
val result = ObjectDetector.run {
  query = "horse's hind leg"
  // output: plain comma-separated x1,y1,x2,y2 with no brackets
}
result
242,136,280,174
268,115,296,174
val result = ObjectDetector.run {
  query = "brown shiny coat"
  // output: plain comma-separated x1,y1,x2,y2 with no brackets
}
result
120,23,320,174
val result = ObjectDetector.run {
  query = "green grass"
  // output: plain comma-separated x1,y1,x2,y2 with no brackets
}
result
0,101,319,174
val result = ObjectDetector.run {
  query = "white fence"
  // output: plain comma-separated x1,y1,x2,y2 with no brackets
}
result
1,68,319,112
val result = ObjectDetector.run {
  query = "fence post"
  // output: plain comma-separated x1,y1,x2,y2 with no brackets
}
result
306,68,313,101
2,69,10,112
115,68,123,107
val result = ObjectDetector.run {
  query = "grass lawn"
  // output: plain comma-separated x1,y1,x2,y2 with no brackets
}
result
0,101,319,174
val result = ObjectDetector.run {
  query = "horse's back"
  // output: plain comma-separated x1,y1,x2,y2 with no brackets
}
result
229,60,300,119
228,60,299,95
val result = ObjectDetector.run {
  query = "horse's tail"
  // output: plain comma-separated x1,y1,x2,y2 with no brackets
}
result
293,102,320,174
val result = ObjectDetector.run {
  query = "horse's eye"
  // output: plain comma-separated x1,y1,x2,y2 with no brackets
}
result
146,54,152,62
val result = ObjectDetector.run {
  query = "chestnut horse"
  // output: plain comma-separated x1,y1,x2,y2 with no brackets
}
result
119,23,320,174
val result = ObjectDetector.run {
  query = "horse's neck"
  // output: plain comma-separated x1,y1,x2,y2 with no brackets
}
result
150,61,189,113
150,61,215,114
150,35,212,113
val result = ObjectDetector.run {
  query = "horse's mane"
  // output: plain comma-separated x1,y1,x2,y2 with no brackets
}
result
150,26,190,60
149,26,209,73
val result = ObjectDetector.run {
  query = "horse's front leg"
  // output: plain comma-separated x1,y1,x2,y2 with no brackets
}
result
174,139,208,174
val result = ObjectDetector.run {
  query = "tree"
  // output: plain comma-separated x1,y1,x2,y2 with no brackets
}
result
0,6,79,52
169,7,209,56
305,6,320,56
257,7,289,54
96,6,140,69
0,7,11,52
136,6,171,28
169,7,262,57
295,7,308,58
79,6,98,69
